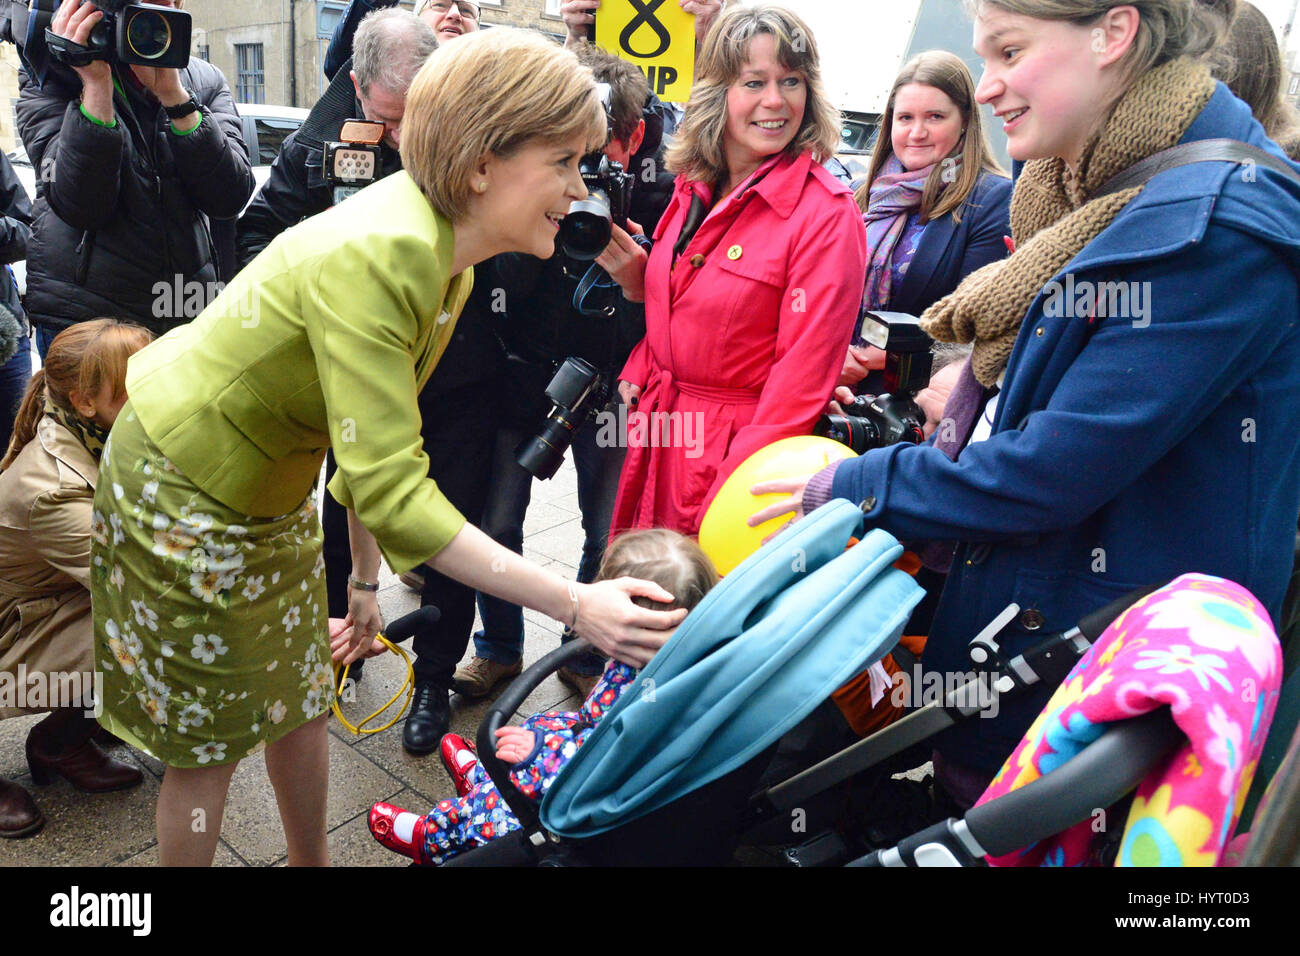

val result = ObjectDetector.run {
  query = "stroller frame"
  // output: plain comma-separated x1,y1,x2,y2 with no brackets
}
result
436,579,1175,867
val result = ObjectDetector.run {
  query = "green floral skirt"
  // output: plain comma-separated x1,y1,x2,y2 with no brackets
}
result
91,406,333,768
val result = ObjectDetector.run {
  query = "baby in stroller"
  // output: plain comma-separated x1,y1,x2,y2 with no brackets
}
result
367,529,718,865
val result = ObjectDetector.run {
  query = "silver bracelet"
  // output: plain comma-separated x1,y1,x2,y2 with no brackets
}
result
348,575,379,593
567,582,580,631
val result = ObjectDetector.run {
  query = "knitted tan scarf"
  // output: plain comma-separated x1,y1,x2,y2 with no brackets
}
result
920,58,1216,386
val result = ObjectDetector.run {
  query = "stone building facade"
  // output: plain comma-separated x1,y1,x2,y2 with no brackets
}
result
2,43,20,153
0,0,568,147
185,0,566,109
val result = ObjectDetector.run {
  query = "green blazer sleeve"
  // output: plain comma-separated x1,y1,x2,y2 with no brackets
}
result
309,234,468,573
125,172,472,575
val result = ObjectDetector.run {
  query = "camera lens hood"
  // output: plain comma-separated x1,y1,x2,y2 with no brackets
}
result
560,199,612,261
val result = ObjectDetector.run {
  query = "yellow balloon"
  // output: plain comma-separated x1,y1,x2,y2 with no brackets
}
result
698,436,858,576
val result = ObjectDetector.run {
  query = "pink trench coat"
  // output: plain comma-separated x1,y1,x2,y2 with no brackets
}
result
611,150,867,536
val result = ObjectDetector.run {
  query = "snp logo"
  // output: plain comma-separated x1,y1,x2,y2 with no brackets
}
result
50,886,152,937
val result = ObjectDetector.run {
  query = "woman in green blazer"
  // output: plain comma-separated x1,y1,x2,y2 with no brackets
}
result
89,30,686,866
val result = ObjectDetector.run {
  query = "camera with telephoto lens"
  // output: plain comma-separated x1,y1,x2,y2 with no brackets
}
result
815,311,933,453
42,1,191,70
322,119,385,205
558,82,633,261
516,357,609,480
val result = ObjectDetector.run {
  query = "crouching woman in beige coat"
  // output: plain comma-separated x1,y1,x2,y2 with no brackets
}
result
0,320,151,838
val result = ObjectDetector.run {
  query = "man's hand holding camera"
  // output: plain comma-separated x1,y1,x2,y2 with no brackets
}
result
52,0,113,121
52,0,199,131
595,219,648,303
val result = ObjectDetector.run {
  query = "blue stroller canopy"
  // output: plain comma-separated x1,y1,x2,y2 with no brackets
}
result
541,500,925,838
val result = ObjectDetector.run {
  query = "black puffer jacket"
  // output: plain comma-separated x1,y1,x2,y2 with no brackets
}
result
0,152,32,332
16,61,254,336
235,105,402,271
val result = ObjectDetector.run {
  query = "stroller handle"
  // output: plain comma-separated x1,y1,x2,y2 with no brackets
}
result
850,707,1184,866
964,706,1183,858
476,638,596,836
1075,582,1167,643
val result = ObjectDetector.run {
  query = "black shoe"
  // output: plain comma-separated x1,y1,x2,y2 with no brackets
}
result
402,681,449,756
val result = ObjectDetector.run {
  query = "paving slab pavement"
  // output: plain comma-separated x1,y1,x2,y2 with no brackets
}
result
0,459,590,867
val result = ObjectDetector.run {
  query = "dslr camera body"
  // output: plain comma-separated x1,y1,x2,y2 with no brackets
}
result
515,356,610,480
815,311,933,453
36,0,192,70
558,82,634,261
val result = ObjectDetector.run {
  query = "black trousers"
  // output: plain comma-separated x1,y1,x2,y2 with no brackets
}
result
322,378,495,687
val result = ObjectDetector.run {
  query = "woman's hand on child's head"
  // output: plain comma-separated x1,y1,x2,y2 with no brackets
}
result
341,588,385,664
494,726,536,765
573,578,686,669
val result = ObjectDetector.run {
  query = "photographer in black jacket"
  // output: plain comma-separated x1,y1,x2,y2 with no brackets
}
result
323,0,479,82
17,0,253,349
0,152,33,449
452,45,675,701
236,7,436,269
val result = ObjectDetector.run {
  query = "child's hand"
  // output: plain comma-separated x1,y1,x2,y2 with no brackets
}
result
328,617,387,662
494,726,536,764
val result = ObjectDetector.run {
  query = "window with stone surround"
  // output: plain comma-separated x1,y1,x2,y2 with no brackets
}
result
235,42,265,104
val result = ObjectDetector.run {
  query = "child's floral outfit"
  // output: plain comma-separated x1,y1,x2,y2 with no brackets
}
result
422,658,637,863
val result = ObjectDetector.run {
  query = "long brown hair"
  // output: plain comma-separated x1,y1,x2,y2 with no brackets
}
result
599,529,718,613
666,4,842,186
856,51,1006,224
1209,1,1300,159
2,319,153,470
967,1,1236,82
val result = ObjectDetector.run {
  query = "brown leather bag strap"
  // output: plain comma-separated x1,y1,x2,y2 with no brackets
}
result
1093,138,1300,199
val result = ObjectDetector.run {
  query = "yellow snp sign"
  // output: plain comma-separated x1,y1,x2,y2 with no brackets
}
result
595,0,694,104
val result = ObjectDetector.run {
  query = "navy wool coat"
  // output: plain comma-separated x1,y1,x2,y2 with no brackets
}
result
889,169,1013,316
829,84,1300,772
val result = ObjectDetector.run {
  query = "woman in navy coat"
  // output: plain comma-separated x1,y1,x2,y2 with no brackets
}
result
755,0,1300,805
841,51,1011,390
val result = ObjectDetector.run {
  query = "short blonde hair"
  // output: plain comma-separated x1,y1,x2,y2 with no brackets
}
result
666,4,841,186
401,28,606,222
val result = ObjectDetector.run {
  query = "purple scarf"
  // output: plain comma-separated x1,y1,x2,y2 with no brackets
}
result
862,154,939,311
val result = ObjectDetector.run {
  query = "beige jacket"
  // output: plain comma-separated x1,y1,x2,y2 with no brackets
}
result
0,416,96,719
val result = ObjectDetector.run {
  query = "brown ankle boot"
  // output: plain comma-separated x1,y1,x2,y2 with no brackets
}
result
25,734,143,793
92,725,126,748
0,777,45,839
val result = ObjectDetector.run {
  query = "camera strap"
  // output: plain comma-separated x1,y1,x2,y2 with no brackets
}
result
572,234,653,317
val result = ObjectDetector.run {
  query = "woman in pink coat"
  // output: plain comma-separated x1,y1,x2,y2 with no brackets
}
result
599,4,867,537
